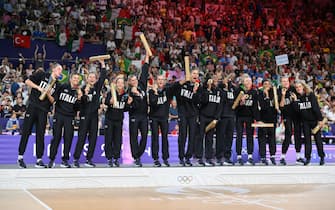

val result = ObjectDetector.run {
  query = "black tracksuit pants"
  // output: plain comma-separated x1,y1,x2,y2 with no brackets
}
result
236,116,254,155
177,115,197,160
18,106,48,159
196,115,215,160
74,113,99,160
129,115,148,159
282,117,302,154
150,118,169,161
302,121,325,159
104,119,123,160
216,117,234,160
258,124,276,158
49,113,74,161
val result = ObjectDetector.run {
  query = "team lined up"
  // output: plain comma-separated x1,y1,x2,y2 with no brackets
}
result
17,53,325,168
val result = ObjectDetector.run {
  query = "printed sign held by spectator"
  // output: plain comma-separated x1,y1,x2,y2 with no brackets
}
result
275,54,289,66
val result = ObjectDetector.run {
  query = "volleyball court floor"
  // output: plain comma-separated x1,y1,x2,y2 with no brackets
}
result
1,184,334,210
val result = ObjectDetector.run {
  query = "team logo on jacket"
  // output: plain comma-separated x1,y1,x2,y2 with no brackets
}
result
245,95,253,106
209,95,220,103
158,96,167,104
39,81,56,95
140,90,145,97
284,98,291,105
227,91,234,99
59,93,77,104
298,101,311,110
39,81,48,89
87,91,97,102
181,88,193,99
114,101,125,109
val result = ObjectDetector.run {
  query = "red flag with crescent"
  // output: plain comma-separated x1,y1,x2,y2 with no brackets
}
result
13,34,31,48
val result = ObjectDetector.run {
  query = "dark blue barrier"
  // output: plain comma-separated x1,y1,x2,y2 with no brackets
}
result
0,38,106,68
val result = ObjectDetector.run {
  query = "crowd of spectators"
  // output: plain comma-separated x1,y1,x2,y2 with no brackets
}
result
0,0,335,140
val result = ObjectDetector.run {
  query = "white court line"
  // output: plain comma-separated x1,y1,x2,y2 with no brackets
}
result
193,188,284,210
22,188,52,210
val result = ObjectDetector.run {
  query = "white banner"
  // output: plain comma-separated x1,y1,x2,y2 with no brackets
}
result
275,54,289,66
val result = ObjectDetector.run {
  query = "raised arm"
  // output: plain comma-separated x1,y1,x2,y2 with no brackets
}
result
18,53,25,64
139,53,150,89
95,59,107,91
25,71,44,93
34,44,39,60
42,44,46,59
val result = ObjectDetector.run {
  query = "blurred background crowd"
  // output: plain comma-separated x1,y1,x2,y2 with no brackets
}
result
0,0,334,142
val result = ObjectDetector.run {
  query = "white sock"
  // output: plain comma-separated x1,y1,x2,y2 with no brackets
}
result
37,158,42,162
248,154,252,159
18,155,23,160
237,155,242,159
281,154,286,159
296,153,301,159
271,155,275,158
